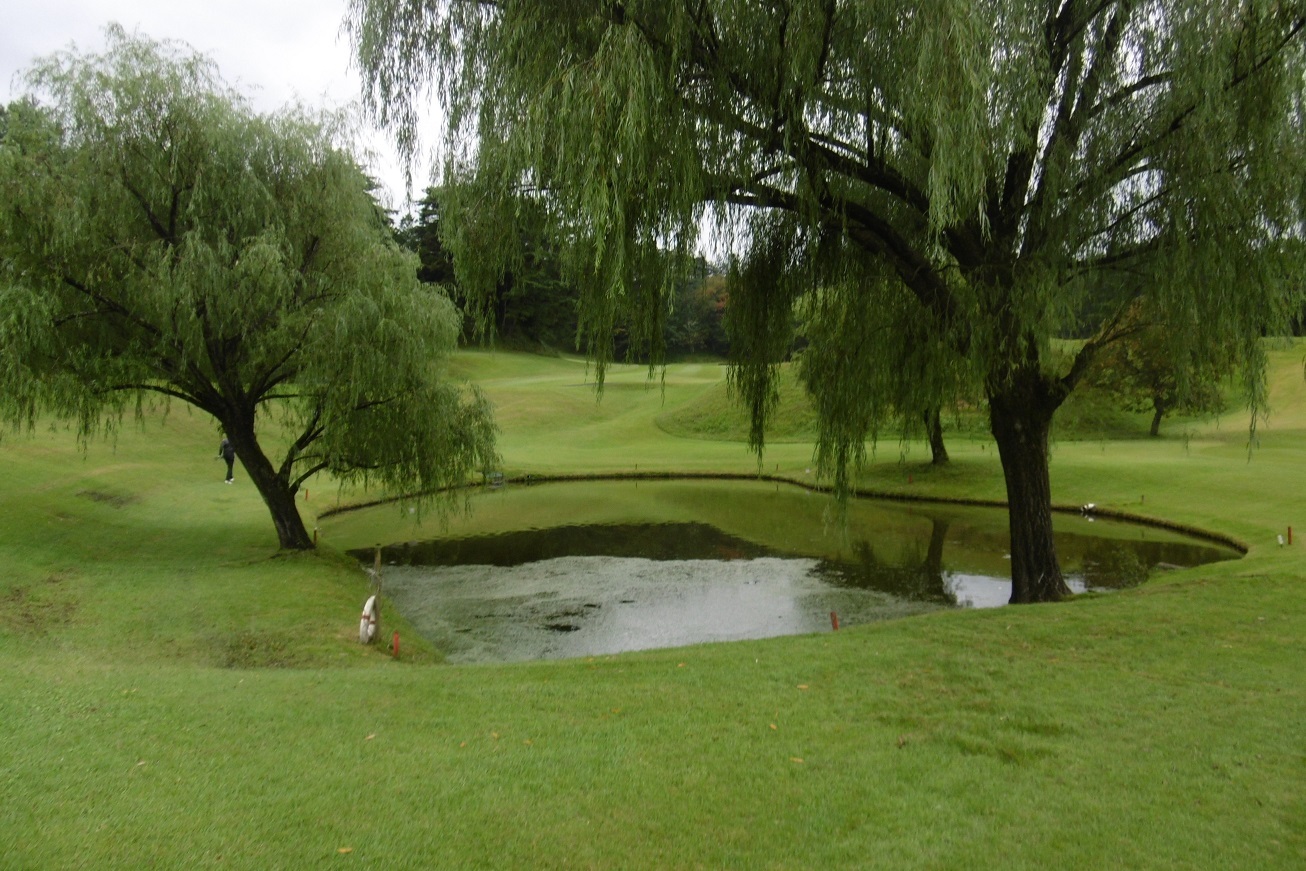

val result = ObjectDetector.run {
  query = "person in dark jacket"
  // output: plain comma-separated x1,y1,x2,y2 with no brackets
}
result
218,436,236,483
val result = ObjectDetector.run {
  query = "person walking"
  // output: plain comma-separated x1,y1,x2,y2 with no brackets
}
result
218,436,236,483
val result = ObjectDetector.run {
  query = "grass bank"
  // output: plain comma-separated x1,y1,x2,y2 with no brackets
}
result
1,347,1304,868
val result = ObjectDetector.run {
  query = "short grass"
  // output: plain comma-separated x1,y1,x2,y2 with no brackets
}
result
655,364,821,442
1,346,1304,868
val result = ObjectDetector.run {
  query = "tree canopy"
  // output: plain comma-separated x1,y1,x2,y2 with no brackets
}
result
1085,298,1230,436
0,25,497,550
348,0,1305,601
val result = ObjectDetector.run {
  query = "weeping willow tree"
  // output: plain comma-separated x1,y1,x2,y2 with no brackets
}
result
349,1,1305,602
0,26,497,550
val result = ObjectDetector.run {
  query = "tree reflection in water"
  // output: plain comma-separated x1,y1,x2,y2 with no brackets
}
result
816,516,959,606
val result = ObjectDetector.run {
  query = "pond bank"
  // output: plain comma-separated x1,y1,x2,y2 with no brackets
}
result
318,469,1249,553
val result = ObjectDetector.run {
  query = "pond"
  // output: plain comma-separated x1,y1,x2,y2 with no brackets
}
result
325,479,1239,664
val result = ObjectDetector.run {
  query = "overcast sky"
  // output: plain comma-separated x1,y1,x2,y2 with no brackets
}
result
0,0,438,212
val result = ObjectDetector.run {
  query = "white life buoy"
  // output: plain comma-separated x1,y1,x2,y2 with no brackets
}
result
359,595,379,643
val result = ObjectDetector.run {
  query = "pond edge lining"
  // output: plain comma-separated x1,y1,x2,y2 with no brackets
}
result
314,471,1249,556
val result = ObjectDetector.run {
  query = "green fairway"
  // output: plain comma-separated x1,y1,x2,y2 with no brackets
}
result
2,347,1304,868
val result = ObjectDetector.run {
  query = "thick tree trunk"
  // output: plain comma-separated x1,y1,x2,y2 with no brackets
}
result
223,413,314,551
925,408,949,465
249,463,315,551
988,379,1071,604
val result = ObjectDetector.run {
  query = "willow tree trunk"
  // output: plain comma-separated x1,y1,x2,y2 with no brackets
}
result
925,408,949,465
988,376,1071,604
223,413,314,551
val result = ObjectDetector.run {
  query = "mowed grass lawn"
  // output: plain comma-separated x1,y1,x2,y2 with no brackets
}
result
1,346,1304,868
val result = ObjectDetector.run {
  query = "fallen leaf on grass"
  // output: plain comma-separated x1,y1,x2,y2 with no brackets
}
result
796,685,809,690
364,734,375,741
338,847,353,854
790,757,804,764
769,724,778,731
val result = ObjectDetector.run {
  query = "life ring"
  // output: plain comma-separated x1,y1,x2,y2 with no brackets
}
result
359,595,379,644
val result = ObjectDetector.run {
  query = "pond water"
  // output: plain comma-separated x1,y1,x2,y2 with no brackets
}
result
326,479,1239,664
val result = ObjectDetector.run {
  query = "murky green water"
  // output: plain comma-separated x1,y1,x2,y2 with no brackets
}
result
326,479,1239,663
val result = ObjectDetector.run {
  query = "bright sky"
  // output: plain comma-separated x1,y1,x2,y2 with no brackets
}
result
0,0,438,213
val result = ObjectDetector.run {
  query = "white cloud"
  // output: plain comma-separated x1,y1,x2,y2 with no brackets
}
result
1,0,440,212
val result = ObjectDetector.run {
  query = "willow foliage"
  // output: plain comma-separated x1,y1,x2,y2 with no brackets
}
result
349,0,1305,600
0,26,498,550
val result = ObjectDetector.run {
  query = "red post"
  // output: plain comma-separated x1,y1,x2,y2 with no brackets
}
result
830,611,840,631
392,631,400,658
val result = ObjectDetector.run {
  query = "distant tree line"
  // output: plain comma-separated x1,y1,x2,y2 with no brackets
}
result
395,188,729,359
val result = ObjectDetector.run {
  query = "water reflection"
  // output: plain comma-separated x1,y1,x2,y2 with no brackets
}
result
330,479,1240,663
382,521,776,566
815,517,958,605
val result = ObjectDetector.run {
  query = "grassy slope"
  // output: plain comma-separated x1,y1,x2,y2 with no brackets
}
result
1,347,1303,868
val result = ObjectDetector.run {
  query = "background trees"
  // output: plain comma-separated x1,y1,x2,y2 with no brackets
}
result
349,0,1304,602
430,185,584,351
0,26,497,550
401,185,730,357
1085,299,1230,437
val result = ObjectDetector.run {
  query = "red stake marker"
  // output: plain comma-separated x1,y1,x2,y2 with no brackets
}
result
830,611,840,631
392,631,400,658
